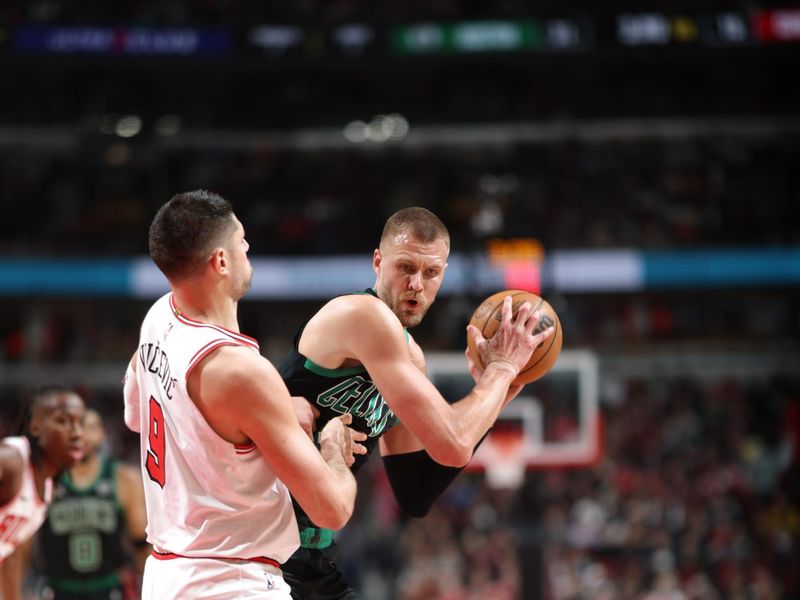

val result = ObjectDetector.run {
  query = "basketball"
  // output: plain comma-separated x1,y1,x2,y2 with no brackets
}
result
467,290,563,385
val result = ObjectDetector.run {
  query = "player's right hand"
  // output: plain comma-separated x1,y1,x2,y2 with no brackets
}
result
465,347,523,405
467,296,553,375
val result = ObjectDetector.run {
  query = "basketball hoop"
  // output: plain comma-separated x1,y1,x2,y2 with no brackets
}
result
474,428,530,490
431,350,602,482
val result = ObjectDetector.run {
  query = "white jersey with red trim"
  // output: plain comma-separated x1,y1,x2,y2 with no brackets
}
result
0,437,52,561
130,292,299,563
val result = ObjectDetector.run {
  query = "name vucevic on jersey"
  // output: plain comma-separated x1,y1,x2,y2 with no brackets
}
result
139,341,177,400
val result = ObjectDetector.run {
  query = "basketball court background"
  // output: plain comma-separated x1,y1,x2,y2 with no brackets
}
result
1,2,799,598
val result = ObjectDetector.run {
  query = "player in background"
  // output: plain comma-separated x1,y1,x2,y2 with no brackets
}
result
38,408,149,600
0,385,86,600
123,190,363,599
279,207,552,599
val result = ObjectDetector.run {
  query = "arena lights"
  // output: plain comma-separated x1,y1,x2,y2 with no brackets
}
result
715,12,748,43
90,113,143,138
487,238,545,294
343,113,409,144
332,24,374,55
114,115,142,138
248,25,304,55
754,8,800,42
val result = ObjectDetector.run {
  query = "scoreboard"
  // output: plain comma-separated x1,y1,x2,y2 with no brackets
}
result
7,8,799,59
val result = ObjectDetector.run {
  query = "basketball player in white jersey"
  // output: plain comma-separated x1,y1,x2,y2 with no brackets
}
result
0,384,86,600
123,190,362,599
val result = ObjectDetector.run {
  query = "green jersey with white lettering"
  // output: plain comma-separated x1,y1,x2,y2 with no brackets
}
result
39,456,126,593
278,288,401,548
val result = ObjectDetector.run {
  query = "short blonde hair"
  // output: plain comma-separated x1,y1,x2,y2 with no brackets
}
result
380,207,450,251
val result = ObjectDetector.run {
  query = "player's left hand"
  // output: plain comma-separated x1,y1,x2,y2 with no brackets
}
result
345,423,368,467
324,414,368,467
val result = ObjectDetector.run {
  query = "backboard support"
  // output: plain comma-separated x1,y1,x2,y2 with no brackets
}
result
426,350,601,487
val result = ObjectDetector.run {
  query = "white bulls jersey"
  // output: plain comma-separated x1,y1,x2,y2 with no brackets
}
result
0,437,52,561
127,293,299,564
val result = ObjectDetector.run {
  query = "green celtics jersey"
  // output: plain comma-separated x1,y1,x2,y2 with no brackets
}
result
278,288,401,548
39,456,126,592
278,288,400,474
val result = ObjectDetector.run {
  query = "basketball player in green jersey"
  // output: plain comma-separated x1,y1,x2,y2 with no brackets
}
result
279,207,553,599
0,385,86,600
38,409,148,599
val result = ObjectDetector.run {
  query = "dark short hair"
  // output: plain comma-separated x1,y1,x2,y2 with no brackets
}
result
380,207,450,250
15,383,74,437
15,384,75,470
148,190,236,281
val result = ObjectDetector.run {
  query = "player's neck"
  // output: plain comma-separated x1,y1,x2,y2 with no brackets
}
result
69,451,102,486
31,462,50,501
172,286,239,332
34,455,60,487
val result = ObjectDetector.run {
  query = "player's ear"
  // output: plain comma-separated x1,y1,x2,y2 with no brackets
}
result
372,248,382,273
28,417,41,438
210,247,227,274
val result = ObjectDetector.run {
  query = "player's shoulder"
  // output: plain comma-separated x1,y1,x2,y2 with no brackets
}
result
202,344,269,376
322,292,395,324
0,441,25,505
327,291,382,308
0,440,24,468
114,460,142,488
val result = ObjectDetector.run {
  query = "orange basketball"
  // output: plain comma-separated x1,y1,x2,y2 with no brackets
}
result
467,290,563,385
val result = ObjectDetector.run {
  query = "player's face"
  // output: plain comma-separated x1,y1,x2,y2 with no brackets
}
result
227,215,253,300
35,392,86,471
80,409,105,459
374,232,449,328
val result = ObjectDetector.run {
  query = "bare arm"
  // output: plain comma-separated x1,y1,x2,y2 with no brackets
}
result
189,347,358,530
0,444,24,507
311,295,549,467
0,536,32,600
123,351,140,433
116,463,149,574
0,445,26,596
379,336,427,457
291,396,319,440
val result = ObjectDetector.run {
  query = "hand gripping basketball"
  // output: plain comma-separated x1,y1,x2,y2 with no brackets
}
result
467,291,563,385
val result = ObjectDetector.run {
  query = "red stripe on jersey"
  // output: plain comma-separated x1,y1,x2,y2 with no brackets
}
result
185,340,240,381
188,339,234,371
169,294,260,350
234,441,256,455
151,550,280,569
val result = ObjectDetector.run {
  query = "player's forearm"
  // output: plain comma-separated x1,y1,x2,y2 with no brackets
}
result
404,362,513,468
0,550,24,600
326,458,357,524
384,449,471,517
443,362,516,465
303,459,356,530
122,363,141,433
